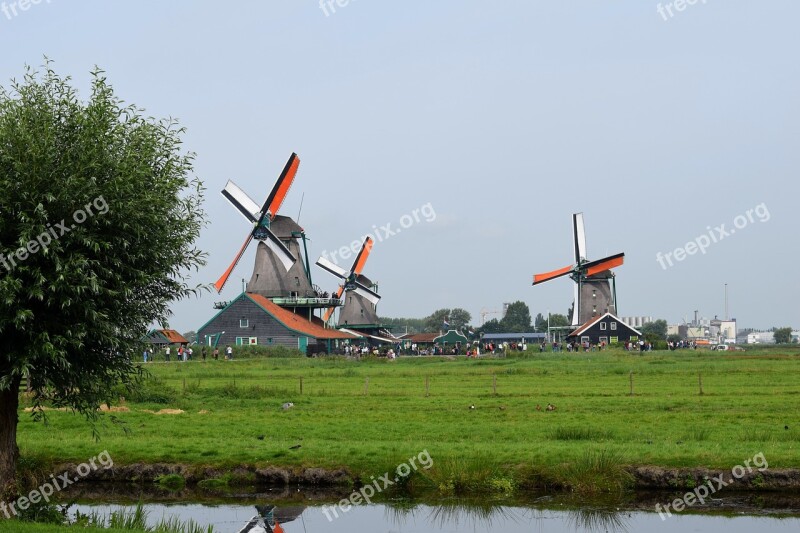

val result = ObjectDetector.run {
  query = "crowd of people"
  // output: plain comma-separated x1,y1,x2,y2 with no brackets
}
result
141,344,234,362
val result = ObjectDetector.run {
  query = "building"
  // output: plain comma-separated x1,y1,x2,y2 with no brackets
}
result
435,329,470,348
747,331,775,344
620,316,653,329
711,319,737,344
482,333,547,345
400,332,439,351
145,329,189,348
568,312,642,345
400,330,471,352
198,292,357,355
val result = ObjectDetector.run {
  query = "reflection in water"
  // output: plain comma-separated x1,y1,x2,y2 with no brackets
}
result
564,506,631,533
386,498,526,530
384,498,630,533
69,490,800,533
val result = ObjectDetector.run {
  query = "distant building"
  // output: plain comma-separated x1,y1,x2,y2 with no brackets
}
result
712,319,737,344
568,313,642,345
400,330,472,351
620,316,653,329
747,331,775,344
482,333,546,345
145,329,189,348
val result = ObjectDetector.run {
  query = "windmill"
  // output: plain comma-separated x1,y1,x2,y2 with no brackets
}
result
316,236,381,326
214,153,305,295
532,213,624,327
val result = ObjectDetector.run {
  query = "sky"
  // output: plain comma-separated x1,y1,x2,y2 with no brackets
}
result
1,0,798,334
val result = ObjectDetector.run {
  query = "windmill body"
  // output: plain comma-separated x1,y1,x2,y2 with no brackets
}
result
246,215,315,299
316,237,384,332
337,274,380,327
533,213,624,327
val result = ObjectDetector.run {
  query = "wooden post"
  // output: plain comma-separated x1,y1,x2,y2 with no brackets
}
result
629,371,634,396
493,374,497,396
425,376,430,397
300,376,304,395
364,377,369,396
698,372,704,396
183,378,186,392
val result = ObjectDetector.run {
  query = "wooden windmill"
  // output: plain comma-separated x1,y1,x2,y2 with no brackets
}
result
316,237,381,327
214,153,315,299
532,213,624,326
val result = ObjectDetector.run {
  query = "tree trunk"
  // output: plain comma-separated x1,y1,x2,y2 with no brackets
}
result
0,374,21,501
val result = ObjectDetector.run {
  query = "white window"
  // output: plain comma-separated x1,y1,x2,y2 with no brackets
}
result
249,337,258,345
610,322,617,331
599,336,608,344
581,336,590,343
235,337,247,346
240,318,249,328
600,322,607,331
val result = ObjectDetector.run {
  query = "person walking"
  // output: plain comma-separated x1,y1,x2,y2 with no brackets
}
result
165,345,171,362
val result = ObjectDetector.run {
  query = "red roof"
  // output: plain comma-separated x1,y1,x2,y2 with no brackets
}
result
161,329,189,344
400,332,439,343
246,293,357,340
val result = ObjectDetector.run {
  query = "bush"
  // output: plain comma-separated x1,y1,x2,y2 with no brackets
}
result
188,344,304,359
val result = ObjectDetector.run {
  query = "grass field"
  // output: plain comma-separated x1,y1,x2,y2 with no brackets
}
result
15,348,800,493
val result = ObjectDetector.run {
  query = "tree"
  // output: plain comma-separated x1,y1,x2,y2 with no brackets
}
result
423,308,471,333
0,65,206,497
379,316,426,335
774,327,793,344
449,308,472,331
499,301,532,333
477,318,502,335
424,309,450,332
640,319,668,340
182,331,198,343
548,313,570,328
534,313,547,333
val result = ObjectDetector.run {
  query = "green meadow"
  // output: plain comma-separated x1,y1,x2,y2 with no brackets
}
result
15,348,800,492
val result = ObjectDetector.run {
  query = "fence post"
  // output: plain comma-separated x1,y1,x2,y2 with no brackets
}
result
629,371,634,396
300,376,304,395
493,374,497,396
425,376,430,397
698,372,704,396
364,377,369,396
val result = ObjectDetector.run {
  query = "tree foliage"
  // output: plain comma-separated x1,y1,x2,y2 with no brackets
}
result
773,327,793,344
379,316,426,335
640,319,668,340
548,313,570,329
0,64,206,495
423,308,471,333
533,313,547,333
498,301,532,333
477,318,502,335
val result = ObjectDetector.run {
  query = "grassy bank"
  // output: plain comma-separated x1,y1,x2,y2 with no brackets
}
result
15,348,800,495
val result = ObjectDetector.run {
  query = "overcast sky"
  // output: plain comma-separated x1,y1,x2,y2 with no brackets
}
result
2,1,797,333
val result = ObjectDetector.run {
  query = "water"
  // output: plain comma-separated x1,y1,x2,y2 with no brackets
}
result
71,496,800,533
